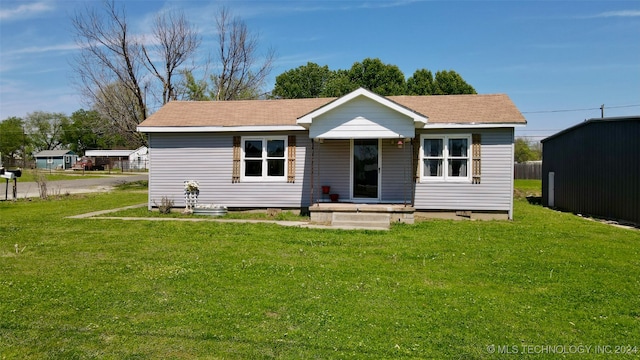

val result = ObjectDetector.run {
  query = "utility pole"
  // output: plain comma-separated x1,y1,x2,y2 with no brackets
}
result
600,104,605,118
22,126,26,168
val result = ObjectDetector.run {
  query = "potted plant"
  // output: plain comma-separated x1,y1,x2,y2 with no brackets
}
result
322,185,330,194
329,193,339,202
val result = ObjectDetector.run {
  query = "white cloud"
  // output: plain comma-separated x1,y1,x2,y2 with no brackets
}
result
4,43,80,56
0,1,54,21
580,10,640,19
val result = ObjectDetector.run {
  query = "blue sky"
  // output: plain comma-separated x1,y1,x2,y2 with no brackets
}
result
1,0,639,140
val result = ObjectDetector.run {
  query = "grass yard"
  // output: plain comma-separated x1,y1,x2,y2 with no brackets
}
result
12,169,111,183
1,183,639,359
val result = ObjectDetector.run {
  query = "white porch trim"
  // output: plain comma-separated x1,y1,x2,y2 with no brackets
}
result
297,88,428,135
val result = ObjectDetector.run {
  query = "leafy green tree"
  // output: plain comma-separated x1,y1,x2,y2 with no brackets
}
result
182,70,210,101
62,109,127,155
271,59,477,98
407,69,434,95
0,117,27,167
347,58,406,96
514,138,542,163
25,111,69,152
433,70,477,95
322,69,356,97
272,62,333,99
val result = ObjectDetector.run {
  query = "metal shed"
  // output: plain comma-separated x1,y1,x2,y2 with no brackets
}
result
541,116,640,225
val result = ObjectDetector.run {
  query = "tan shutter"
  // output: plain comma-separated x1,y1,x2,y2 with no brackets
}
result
412,137,421,183
472,134,481,184
232,136,241,183
287,135,296,183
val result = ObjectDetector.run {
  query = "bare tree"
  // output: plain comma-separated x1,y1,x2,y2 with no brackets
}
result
71,1,146,146
142,10,200,105
211,7,275,100
71,1,199,146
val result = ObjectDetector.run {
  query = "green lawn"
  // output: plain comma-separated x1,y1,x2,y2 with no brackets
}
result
1,185,638,359
13,169,109,182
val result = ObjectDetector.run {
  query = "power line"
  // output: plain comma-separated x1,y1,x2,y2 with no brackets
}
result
522,104,640,114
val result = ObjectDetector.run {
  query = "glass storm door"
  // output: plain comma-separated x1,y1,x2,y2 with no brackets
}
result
353,139,379,199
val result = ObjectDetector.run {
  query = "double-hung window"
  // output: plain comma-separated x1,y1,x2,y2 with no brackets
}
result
241,136,287,181
420,134,471,182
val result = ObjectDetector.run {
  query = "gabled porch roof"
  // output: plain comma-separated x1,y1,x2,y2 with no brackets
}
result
296,88,428,139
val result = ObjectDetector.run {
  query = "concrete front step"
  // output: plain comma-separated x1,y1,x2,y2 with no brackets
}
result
331,212,391,230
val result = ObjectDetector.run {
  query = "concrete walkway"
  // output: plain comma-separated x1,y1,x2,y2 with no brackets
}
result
4,173,148,200
67,203,388,231
5,173,386,230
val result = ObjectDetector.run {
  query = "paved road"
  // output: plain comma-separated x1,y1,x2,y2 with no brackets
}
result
2,173,148,200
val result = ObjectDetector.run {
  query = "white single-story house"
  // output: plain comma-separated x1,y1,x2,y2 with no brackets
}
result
137,88,526,221
85,146,148,170
33,150,77,170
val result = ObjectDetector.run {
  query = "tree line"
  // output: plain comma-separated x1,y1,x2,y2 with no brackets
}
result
0,110,130,167
514,138,542,163
270,60,475,99
1,1,478,167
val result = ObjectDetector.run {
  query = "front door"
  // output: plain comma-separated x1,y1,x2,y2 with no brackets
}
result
352,139,380,200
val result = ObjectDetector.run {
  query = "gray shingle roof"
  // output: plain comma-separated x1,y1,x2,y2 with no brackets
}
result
33,150,75,157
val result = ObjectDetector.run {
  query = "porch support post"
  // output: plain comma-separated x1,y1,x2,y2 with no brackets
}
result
310,140,314,206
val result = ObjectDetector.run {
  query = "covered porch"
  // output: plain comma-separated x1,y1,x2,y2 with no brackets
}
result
296,88,426,228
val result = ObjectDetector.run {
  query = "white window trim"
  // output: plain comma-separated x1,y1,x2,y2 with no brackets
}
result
240,136,288,182
420,134,472,183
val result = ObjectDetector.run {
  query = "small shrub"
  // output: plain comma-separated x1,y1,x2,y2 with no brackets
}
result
153,196,174,214
35,173,48,200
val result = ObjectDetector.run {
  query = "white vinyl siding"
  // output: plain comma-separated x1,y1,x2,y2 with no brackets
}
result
309,96,415,139
146,127,515,214
313,139,351,201
414,128,514,213
148,132,310,209
381,139,413,202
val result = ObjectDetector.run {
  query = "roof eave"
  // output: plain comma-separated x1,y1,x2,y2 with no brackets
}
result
137,125,307,133
420,122,526,129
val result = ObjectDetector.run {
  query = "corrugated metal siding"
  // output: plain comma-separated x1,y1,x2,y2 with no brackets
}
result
148,132,311,209
542,118,640,224
414,128,514,212
309,97,415,139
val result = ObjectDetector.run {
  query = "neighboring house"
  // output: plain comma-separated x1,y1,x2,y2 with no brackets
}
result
33,150,77,170
129,146,149,170
137,88,526,220
542,116,640,225
85,146,148,170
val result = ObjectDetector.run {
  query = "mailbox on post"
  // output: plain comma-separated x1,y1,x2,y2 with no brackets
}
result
1,168,21,200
